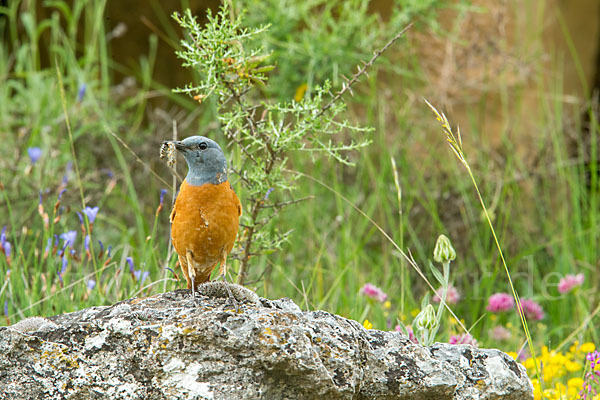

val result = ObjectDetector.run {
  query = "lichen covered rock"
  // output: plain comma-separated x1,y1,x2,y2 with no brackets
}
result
0,289,532,399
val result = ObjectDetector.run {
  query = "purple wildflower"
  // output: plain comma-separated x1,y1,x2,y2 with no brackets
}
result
87,279,96,290
134,270,150,285
58,256,68,285
156,189,169,215
581,351,600,398
126,257,135,273
98,240,104,253
27,147,42,164
3,242,10,257
264,188,274,200
58,188,67,200
62,162,73,185
486,293,515,312
77,83,86,102
360,283,387,302
0,226,6,248
3,301,7,317
107,245,112,258
75,212,84,226
100,168,114,178
82,206,99,223
60,256,68,274
84,235,90,251
127,256,149,284
587,351,600,365
60,230,77,248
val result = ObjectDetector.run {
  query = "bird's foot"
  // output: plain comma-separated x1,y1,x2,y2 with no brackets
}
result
189,284,202,306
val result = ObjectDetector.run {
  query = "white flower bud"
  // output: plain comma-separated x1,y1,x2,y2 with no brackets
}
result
434,234,456,263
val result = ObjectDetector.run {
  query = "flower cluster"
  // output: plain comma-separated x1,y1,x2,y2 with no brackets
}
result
127,257,149,285
518,299,545,321
359,283,387,303
558,273,585,294
581,350,600,399
523,342,596,400
486,293,515,312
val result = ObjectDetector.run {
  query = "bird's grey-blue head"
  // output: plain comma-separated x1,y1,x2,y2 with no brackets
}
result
166,136,228,186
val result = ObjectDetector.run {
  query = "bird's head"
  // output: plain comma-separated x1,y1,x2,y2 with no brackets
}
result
164,136,228,186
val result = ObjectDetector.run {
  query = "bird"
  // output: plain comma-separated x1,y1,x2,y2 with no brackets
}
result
164,136,242,302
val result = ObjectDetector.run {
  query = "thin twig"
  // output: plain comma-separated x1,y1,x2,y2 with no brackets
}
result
164,120,179,292
258,196,314,209
316,23,413,119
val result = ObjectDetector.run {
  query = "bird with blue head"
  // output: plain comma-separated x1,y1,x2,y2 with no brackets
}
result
162,136,241,301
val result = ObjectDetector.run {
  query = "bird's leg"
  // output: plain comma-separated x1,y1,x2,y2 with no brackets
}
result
186,250,197,302
219,249,239,312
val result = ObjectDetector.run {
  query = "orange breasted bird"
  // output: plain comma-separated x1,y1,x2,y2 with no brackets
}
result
165,136,241,300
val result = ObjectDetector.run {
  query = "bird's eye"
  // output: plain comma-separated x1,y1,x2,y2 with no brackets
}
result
199,142,208,150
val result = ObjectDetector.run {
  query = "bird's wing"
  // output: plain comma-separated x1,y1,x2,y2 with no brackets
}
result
235,191,242,217
169,188,180,224
169,206,176,223
230,184,242,217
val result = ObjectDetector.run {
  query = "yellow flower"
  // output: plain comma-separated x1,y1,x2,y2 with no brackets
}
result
524,358,536,370
294,83,308,102
363,319,373,330
383,300,391,310
489,314,497,321
569,341,580,354
531,379,541,400
568,377,583,388
506,352,518,360
565,361,581,372
410,308,420,317
581,342,596,353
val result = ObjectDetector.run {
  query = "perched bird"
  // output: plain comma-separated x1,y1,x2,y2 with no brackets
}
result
164,136,241,300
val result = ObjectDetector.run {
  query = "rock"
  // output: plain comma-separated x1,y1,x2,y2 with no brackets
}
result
0,290,532,399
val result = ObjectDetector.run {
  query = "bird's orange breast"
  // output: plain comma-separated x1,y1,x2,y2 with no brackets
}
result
171,180,241,278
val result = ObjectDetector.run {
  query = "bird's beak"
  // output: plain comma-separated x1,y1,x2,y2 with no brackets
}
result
163,141,187,152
